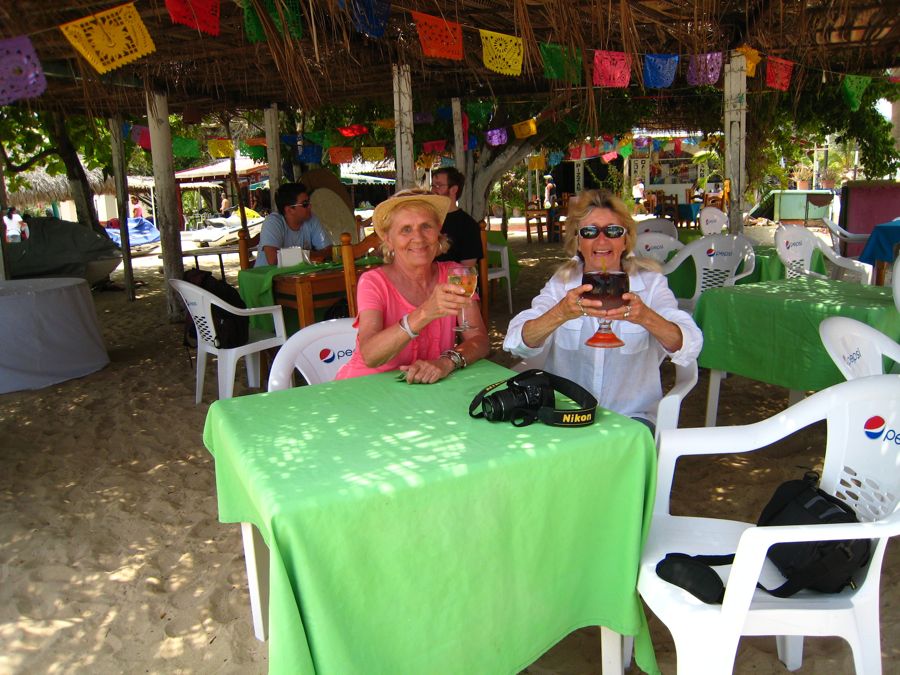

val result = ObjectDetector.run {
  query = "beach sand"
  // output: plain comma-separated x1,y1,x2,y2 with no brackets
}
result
1,225,897,674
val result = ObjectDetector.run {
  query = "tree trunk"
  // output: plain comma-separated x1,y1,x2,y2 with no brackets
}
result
463,134,547,224
47,112,102,235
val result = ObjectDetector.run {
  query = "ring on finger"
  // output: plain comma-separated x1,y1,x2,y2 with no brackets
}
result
624,307,631,318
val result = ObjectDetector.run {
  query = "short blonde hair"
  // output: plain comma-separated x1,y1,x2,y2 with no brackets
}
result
558,189,659,279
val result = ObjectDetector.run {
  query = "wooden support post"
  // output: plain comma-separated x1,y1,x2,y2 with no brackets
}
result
264,104,282,206
724,51,748,234
393,64,415,189
145,90,184,319
108,114,135,301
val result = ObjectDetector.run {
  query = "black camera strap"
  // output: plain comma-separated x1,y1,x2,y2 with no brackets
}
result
469,369,598,428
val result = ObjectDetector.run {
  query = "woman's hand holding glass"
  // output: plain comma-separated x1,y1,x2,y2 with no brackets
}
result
447,265,478,331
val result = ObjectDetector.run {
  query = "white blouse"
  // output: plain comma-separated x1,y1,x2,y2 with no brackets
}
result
504,263,703,423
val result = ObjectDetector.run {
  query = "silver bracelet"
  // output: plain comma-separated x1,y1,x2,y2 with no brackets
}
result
399,313,419,339
440,349,466,370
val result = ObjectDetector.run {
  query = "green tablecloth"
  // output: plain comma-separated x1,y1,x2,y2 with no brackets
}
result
665,245,827,300
238,257,382,332
203,360,660,675
695,277,900,391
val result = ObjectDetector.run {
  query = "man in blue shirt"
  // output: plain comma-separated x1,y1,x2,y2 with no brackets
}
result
255,182,333,266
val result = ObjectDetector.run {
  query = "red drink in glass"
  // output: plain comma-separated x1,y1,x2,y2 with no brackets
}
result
581,271,629,348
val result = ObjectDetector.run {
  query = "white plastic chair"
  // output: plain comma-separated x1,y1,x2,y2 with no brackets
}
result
775,224,872,284
487,241,513,313
267,318,357,389
169,278,286,404
823,217,870,257
661,234,756,313
697,206,727,235
637,217,678,239
819,316,900,380
638,375,900,674
635,232,684,264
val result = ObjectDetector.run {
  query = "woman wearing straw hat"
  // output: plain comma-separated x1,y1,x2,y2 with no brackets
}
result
336,189,489,383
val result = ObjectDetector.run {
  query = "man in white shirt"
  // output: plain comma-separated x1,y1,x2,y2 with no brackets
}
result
631,178,645,213
254,182,333,266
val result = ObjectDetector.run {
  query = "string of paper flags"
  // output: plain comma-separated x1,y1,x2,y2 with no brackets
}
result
0,0,893,165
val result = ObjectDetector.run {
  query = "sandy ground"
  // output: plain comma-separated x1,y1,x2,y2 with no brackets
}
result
1,222,897,674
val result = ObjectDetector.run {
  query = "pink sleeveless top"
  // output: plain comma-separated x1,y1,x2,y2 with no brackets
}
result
335,262,461,379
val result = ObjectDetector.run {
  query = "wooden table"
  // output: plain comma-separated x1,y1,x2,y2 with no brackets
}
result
239,258,381,333
162,245,240,279
858,220,900,285
203,360,660,675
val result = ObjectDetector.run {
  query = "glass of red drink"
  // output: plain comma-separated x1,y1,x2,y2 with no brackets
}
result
581,271,629,348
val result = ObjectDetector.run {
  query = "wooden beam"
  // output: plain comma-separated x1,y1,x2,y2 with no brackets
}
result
108,114,135,301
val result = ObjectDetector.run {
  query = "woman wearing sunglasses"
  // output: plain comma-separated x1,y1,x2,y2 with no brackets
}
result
503,189,702,430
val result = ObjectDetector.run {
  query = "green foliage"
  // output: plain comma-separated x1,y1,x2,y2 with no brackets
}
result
0,107,113,190
747,75,899,192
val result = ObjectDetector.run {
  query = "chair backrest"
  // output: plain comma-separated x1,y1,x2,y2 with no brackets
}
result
774,224,822,279
662,233,756,309
341,231,382,318
637,217,678,239
635,232,683,263
819,316,900,380
658,194,678,220
238,228,260,269
697,206,727,236
170,277,242,349
267,318,357,389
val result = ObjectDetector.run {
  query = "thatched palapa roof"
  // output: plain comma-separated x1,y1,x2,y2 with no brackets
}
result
3,1,897,129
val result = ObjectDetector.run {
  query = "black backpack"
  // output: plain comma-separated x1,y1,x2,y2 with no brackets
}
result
182,268,250,349
656,472,871,603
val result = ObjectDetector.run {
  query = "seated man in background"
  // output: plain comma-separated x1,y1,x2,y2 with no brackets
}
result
431,167,482,267
254,182,333,266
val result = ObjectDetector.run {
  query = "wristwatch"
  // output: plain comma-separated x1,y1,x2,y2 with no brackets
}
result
440,349,467,371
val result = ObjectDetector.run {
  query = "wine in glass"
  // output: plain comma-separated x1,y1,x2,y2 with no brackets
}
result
448,265,478,332
581,270,629,348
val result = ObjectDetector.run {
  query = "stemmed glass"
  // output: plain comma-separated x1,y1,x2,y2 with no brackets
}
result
581,270,629,348
448,265,478,332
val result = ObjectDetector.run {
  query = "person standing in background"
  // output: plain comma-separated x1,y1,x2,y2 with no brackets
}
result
220,194,232,214
631,178,645,214
130,196,144,218
544,175,557,209
431,167,482,267
3,207,24,242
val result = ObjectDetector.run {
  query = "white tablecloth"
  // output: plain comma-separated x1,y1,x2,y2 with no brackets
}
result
0,278,109,394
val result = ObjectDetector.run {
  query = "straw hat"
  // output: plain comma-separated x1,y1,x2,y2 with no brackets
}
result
372,190,451,238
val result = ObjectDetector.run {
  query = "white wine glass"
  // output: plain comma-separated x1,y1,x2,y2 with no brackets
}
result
448,265,478,332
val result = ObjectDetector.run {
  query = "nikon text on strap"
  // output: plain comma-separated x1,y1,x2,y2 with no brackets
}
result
469,369,598,427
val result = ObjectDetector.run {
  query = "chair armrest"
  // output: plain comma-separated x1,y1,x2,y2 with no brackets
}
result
731,249,756,283
208,297,287,337
661,247,690,276
654,360,698,444
820,246,873,283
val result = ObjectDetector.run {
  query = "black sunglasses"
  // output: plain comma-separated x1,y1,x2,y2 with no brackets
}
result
579,224,626,239
290,200,311,208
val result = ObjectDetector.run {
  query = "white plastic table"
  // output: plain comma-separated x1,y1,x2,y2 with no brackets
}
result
0,277,109,394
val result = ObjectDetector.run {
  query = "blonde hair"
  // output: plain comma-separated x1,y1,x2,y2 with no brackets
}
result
558,189,660,280
378,189,450,262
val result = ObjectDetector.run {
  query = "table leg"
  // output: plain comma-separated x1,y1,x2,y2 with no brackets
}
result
706,369,725,426
218,254,226,279
294,277,315,328
240,522,270,642
600,626,623,675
